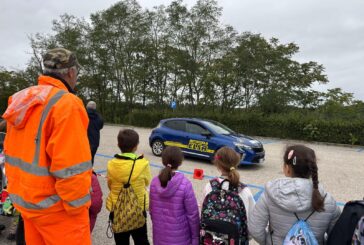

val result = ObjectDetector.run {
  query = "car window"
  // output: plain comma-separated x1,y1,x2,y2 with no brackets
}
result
203,120,235,135
186,122,209,135
163,120,186,132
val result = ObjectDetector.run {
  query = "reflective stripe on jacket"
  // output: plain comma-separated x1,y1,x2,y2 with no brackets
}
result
3,75,92,219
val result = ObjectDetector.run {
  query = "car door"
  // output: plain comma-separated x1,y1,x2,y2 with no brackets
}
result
162,120,189,150
185,121,215,158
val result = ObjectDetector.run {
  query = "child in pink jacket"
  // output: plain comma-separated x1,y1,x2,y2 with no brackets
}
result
89,171,103,232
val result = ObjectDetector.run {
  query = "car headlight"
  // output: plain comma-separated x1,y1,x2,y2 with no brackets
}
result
234,143,252,152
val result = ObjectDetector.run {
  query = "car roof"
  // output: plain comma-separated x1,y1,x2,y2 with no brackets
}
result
161,117,209,123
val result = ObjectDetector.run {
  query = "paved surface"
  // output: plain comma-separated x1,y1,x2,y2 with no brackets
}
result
1,124,363,244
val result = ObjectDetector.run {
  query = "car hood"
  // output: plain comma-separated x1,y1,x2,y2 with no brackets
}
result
218,133,262,147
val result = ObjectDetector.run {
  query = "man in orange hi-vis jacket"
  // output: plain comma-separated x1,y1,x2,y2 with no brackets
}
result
2,48,92,245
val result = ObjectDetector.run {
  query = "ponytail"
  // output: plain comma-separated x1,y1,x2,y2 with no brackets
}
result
228,168,240,188
159,146,184,188
159,166,173,188
311,162,325,212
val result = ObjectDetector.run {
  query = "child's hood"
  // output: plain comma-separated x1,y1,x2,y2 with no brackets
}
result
265,177,326,213
154,172,184,198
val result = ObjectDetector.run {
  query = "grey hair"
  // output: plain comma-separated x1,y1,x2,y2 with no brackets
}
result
87,101,97,110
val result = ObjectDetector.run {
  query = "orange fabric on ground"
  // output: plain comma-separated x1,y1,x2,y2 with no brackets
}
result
23,209,91,245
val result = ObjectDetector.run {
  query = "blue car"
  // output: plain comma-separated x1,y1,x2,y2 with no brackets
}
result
149,118,265,165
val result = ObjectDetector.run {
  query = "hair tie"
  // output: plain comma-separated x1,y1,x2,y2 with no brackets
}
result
288,150,297,165
230,167,235,171
288,150,294,160
214,155,222,160
167,164,172,168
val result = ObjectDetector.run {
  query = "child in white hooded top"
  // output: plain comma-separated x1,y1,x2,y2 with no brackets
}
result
248,145,341,244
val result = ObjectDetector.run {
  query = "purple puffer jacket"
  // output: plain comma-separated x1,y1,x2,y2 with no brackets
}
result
150,172,199,245
89,172,103,232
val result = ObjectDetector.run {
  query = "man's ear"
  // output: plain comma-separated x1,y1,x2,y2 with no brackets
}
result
69,67,76,79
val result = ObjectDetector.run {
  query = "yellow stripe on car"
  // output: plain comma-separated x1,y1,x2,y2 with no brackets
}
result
164,140,215,154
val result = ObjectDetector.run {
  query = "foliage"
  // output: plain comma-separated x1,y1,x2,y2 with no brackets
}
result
0,69,33,114
1,0,363,146
122,108,364,145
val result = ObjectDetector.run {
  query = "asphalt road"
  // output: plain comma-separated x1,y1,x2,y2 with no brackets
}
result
1,124,363,244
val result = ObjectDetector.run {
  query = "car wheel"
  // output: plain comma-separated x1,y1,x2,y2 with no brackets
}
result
152,139,165,156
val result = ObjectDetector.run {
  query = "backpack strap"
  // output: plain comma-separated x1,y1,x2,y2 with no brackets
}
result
221,179,242,194
124,158,137,188
294,193,328,221
294,210,315,222
209,178,221,191
143,194,146,215
112,154,143,188
211,178,245,194
111,157,137,215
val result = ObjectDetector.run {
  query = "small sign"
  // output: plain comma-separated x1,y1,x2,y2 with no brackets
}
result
170,101,177,110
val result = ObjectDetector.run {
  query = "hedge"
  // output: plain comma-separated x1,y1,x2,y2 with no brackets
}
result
120,109,364,146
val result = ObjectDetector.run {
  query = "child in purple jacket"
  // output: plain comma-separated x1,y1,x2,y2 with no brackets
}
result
150,146,199,245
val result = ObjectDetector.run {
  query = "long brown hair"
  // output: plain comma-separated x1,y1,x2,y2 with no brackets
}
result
283,145,325,212
213,147,240,187
159,146,184,188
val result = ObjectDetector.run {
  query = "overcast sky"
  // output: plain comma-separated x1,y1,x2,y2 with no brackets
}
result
1,0,363,100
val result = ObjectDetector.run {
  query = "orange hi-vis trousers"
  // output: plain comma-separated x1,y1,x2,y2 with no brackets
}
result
23,209,91,245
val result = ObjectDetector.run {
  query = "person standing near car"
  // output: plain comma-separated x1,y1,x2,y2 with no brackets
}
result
86,101,103,165
2,48,92,245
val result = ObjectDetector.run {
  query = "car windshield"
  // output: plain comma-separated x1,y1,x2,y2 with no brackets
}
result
203,120,235,135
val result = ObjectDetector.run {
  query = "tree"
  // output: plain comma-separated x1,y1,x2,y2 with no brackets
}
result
16,0,354,123
0,68,32,113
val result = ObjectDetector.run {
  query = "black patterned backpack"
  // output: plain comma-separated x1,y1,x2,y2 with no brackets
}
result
200,178,248,245
352,216,364,244
327,200,364,245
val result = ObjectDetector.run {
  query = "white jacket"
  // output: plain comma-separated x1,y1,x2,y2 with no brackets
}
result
249,177,341,245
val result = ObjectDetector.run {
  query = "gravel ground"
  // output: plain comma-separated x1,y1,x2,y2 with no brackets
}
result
1,124,363,244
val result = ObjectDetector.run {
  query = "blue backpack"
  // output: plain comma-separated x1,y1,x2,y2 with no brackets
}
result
282,212,318,245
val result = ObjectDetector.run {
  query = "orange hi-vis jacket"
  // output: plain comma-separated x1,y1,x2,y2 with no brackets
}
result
2,75,92,219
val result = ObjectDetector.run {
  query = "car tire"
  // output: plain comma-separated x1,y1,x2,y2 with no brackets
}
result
151,139,165,156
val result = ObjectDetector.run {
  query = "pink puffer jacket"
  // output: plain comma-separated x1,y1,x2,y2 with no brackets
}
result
89,172,103,232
